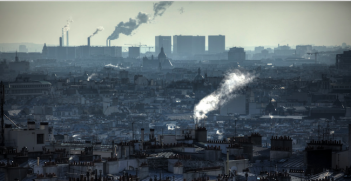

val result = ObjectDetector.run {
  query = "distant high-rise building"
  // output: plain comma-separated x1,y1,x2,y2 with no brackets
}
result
19,45,28,53
296,45,312,57
128,47,140,59
342,43,347,49
254,46,264,54
173,35,193,56
192,36,205,55
155,36,172,56
228,47,245,62
208,35,225,54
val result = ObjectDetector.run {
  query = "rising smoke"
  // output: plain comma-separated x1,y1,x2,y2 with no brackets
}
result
153,1,174,19
89,26,104,38
105,64,129,70
87,73,97,81
107,1,173,42
193,70,254,123
63,17,74,33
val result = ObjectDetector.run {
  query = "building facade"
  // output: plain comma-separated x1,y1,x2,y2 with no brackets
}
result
192,36,206,55
128,47,140,59
173,35,193,56
208,35,225,54
228,47,245,62
155,36,172,56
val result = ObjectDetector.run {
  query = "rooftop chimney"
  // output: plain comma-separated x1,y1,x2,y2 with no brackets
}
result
88,37,91,47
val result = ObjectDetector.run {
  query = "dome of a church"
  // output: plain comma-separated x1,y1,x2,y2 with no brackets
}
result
158,47,167,60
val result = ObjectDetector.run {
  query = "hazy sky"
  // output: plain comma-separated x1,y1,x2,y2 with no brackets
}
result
0,1,350,48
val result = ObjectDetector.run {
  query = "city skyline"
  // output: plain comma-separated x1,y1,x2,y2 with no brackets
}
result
0,1,350,48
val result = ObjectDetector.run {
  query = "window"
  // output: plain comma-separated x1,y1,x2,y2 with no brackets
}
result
37,134,44,144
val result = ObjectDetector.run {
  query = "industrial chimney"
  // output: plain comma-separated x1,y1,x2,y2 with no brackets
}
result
106,39,108,47
59,37,62,47
66,31,69,47
109,39,111,47
62,28,64,46
88,37,91,47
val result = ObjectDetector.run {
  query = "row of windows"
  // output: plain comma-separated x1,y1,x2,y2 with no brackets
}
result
11,84,50,89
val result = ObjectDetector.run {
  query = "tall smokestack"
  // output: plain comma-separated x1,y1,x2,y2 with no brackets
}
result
109,39,111,47
106,39,108,47
59,37,62,47
67,31,69,47
62,28,64,47
88,37,90,47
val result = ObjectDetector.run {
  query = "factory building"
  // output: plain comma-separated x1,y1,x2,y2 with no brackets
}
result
42,37,122,59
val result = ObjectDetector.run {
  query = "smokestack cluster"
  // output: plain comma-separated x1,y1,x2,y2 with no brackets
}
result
106,39,111,47
62,17,73,47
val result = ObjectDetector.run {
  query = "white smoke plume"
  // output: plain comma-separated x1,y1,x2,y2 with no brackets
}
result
153,1,174,19
89,26,104,38
87,73,97,81
105,64,129,70
193,70,254,123
63,17,74,33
